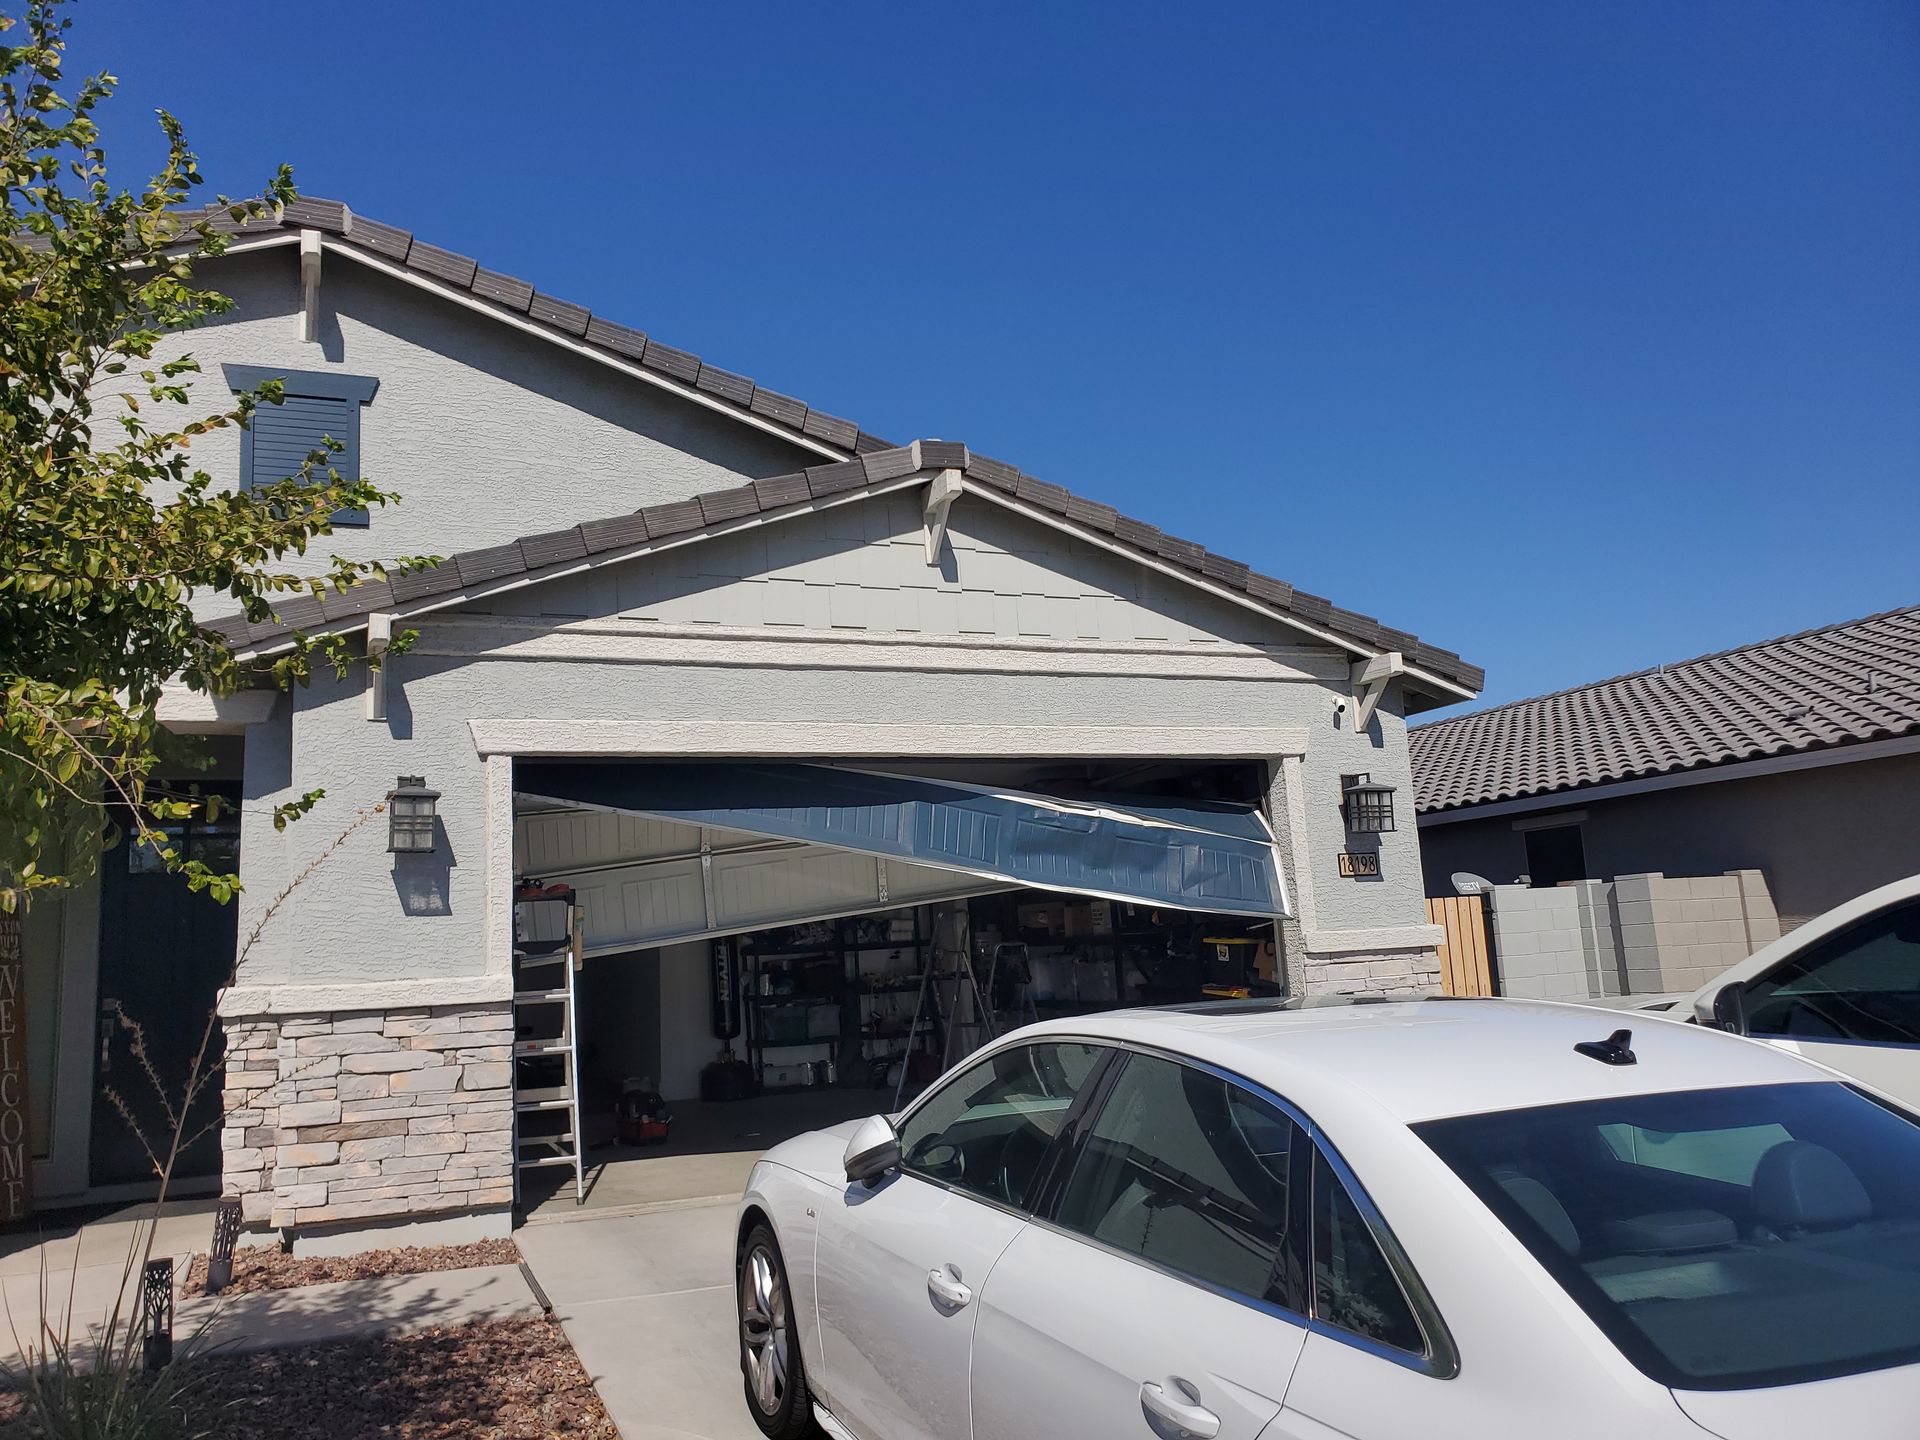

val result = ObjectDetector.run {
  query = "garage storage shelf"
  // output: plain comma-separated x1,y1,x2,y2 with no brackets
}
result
511,894,585,1205
743,911,929,1093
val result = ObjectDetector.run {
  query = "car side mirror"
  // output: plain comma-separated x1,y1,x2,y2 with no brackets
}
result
1709,983,1749,1036
843,1114,901,1185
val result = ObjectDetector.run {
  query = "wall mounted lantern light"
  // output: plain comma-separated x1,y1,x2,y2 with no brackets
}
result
387,775,441,853
1341,773,1397,834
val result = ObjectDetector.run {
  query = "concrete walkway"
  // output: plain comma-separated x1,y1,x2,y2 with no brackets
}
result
0,1200,539,1370
521,1089,877,1222
182,1264,539,1355
516,1198,758,1440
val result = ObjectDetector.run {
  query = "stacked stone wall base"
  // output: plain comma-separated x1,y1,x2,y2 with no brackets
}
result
221,1001,513,1231
1298,946,1441,999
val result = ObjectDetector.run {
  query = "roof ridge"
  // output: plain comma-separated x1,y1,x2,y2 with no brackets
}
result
1412,602,1920,736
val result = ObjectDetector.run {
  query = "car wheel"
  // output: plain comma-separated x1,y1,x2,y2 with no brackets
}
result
738,1222,813,1438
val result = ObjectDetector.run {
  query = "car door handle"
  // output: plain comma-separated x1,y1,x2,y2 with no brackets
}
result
926,1266,972,1310
1140,1380,1220,1440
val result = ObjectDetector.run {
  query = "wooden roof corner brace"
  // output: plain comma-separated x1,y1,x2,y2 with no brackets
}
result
1350,651,1405,733
923,469,963,565
299,229,322,343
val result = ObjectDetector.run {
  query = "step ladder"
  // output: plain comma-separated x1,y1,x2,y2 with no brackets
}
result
512,892,585,1206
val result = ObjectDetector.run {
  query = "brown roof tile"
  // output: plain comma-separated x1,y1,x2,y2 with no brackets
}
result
1411,606,1920,812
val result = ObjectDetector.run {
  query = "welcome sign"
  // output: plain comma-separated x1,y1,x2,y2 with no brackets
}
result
0,915,30,1221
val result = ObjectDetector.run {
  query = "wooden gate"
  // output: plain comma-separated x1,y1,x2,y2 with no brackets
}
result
1427,895,1496,997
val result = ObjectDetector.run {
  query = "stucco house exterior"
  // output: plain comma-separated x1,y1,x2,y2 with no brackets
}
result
20,197,1480,1243
1414,606,1920,929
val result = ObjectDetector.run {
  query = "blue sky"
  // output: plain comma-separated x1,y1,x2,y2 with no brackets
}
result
71,1,1920,711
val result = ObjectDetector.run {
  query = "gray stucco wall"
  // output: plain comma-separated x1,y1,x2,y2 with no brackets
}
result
234,637,1432,991
472,492,1308,649
1418,750,1920,928
146,247,818,591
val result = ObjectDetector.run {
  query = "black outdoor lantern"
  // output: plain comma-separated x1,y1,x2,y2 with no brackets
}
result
387,775,441,853
1342,773,1397,834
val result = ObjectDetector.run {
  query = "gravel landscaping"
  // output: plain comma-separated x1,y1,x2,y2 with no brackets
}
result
0,1317,615,1438
182,1238,521,1296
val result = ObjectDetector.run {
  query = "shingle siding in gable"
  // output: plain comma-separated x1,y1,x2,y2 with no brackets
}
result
454,493,1337,656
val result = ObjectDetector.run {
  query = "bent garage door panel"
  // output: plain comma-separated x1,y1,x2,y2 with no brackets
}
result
515,761,1288,954
515,807,1011,954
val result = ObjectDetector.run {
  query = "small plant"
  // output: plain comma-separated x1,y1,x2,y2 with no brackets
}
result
3,806,383,1437
2,1260,212,1440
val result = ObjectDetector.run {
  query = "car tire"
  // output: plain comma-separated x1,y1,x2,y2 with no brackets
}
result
738,1221,814,1439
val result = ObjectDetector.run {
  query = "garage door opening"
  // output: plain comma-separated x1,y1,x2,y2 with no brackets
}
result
510,758,1285,1219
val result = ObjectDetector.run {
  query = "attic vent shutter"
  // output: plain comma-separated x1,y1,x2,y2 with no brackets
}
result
222,365,380,528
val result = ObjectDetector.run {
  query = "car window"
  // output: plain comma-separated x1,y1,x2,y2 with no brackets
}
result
897,1042,1105,1210
1743,900,1920,1045
1052,1051,1308,1313
1311,1152,1426,1355
1418,1081,1920,1389
1598,1120,1793,1186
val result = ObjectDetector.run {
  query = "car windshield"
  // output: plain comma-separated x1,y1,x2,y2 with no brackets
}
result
1416,1082,1920,1390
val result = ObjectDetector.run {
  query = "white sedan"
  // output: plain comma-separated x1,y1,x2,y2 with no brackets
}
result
735,998,1920,1440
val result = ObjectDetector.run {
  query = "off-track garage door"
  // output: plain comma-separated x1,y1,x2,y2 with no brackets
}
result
515,761,1288,954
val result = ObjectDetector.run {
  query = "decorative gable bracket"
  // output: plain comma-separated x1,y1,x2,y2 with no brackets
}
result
1350,651,1405,733
366,612,395,721
299,229,323,343
922,468,963,565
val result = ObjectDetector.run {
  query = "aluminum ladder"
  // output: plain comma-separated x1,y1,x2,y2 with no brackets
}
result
511,893,585,1206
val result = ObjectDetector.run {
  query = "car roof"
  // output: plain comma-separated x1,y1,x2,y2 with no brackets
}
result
1046,997,1836,1126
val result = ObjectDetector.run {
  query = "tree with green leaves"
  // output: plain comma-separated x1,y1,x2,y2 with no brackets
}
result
0,0,429,918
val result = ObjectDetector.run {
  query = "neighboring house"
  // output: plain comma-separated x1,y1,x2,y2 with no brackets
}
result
1413,606,1920,929
17,197,1481,1242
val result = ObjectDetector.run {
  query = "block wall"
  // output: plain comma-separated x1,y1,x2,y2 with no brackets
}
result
1487,870,1780,1001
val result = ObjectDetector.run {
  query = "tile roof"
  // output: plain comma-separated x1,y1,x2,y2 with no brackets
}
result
190,198,1482,699
194,196,892,458
205,440,1484,698
1410,606,1920,813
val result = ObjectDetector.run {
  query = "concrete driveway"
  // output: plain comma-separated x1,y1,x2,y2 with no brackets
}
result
516,1200,758,1440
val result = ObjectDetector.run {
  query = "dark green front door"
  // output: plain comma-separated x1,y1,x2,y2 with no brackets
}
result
90,792,240,1188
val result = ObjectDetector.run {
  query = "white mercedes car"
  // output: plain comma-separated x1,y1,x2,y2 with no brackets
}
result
735,997,1920,1440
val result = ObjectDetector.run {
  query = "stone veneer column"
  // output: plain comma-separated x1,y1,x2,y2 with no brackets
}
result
1296,946,1442,999
221,1002,514,1231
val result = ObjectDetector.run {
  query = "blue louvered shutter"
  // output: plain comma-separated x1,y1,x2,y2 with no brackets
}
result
223,366,379,527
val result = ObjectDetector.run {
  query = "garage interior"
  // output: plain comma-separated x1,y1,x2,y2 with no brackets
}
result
507,758,1289,1216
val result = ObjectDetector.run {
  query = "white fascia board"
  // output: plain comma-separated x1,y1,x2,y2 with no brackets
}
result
218,973,513,1018
471,718,1311,760
155,685,280,733
959,482,1479,705
1303,924,1446,955
1416,732,1920,828
143,232,302,268
321,241,851,462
